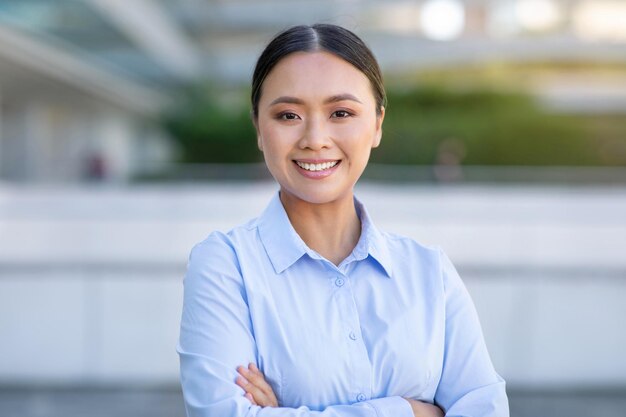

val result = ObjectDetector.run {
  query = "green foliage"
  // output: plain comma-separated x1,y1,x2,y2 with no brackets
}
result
376,85,600,166
163,89,260,163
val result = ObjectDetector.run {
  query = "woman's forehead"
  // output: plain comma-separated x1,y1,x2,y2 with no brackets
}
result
260,51,374,104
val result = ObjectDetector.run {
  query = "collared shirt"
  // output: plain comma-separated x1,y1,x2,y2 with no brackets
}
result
178,192,509,417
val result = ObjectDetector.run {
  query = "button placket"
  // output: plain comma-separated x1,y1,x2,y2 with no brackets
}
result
331,272,372,404
344,275,372,405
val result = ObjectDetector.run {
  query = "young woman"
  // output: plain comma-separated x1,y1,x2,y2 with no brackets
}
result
178,24,509,417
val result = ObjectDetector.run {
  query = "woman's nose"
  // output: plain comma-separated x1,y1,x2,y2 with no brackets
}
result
298,117,331,150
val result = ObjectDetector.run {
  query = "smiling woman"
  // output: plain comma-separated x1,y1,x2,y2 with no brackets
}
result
256,51,383,212
177,24,509,417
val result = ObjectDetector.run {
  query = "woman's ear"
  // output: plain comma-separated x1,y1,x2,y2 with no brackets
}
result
372,106,385,148
252,117,264,151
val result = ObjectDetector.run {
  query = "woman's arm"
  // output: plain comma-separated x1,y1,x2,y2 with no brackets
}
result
178,233,414,417
237,364,444,417
433,250,509,416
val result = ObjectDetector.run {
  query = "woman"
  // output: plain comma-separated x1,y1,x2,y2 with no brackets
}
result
178,24,509,417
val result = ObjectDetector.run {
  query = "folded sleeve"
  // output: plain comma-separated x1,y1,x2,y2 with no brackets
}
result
177,232,413,417
434,249,510,417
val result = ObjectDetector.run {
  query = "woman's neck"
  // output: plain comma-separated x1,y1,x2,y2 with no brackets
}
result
279,190,361,266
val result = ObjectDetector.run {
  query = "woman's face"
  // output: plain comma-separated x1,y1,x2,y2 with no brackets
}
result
255,51,384,206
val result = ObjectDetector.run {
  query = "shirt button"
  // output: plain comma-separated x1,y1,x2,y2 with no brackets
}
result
349,331,357,340
356,393,366,402
335,277,344,287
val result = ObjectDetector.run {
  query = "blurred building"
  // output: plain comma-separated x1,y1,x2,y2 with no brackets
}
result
0,23,173,183
0,0,625,183
0,1,182,183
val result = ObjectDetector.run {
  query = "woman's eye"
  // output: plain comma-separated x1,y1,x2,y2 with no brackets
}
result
332,110,352,119
279,112,300,120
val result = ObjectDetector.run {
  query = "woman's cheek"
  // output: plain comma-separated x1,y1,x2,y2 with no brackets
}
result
266,125,300,146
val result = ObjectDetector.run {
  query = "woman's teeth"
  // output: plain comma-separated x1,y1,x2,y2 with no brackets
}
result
295,161,339,171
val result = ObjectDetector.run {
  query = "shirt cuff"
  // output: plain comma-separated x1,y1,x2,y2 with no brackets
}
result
365,396,414,417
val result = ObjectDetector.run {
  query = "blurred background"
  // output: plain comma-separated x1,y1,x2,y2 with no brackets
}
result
0,0,625,416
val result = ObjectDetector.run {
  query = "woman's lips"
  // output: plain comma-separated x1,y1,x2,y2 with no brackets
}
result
293,159,341,179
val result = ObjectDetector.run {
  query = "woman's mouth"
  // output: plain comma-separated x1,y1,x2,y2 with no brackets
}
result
294,160,340,172
293,160,341,179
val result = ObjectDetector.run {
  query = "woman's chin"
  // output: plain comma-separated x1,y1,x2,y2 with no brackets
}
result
279,186,354,207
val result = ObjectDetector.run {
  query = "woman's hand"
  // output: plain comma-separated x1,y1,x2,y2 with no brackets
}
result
405,398,445,417
236,363,278,407
235,363,443,416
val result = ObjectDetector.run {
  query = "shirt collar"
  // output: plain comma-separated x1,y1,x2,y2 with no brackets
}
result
352,197,393,278
257,192,309,274
257,192,393,278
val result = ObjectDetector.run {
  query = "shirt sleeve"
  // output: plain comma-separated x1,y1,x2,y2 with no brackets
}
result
177,232,414,417
434,249,510,417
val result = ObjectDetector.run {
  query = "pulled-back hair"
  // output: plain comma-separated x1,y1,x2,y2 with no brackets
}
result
251,24,386,119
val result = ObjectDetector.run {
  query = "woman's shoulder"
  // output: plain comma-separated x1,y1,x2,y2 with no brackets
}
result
185,218,264,286
381,229,443,258
380,231,462,292
189,217,262,259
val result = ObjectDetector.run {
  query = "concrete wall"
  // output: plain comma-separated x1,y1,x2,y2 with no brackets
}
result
0,182,624,388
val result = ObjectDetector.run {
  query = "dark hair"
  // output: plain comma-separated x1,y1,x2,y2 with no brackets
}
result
251,24,386,119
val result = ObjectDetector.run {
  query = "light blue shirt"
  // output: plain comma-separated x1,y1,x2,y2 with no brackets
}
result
178,192,509,417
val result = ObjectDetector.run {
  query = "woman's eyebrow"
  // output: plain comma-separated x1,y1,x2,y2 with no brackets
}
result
269,94,363,106
269,96,304,106
324,94,362,104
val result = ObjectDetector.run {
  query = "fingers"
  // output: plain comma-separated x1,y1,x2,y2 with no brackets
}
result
249,363,261,374
236,363,278,407
236,372,265,404
239,364,270,395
